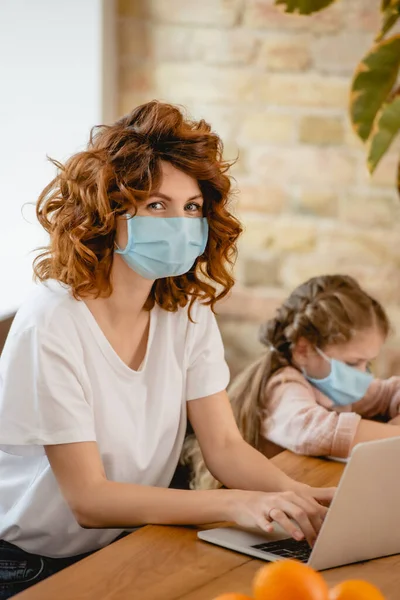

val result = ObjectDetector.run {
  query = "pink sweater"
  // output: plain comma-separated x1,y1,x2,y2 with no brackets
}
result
261,367,400,459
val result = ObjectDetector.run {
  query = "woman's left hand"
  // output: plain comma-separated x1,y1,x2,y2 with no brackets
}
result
292,483,336,508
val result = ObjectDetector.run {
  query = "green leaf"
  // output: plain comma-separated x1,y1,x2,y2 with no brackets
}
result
368,95,400,173
275,0,336,15
377,1,400,41
381,0,400,12
350,35,400,141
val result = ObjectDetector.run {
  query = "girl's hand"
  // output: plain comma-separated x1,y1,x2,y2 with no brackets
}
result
225,489,329,546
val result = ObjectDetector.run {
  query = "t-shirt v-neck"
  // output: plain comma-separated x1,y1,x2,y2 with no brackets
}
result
77,301,156,377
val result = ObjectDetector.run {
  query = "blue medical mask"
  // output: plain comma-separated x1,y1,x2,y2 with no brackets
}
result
303,348,373,406
115,216,209,280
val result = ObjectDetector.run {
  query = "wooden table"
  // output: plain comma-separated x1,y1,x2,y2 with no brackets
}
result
16,452,400,599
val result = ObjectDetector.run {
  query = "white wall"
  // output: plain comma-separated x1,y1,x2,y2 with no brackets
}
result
0,0,116,317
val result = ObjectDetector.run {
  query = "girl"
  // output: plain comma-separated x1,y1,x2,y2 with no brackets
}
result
185,274,400,490
0,102,332,599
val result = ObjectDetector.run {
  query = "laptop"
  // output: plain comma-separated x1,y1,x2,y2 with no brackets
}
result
198,437,400,571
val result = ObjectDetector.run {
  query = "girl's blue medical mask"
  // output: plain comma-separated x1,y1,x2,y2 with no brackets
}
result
303,348,373,406
115,215,209,280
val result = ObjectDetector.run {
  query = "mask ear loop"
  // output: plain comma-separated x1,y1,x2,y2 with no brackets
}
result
302,347,332,379
115,213,132,254
315,347,331,364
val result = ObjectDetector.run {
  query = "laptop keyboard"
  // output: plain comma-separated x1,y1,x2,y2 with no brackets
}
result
251,538,312,563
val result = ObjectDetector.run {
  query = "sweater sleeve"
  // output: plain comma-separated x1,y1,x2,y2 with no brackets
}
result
262,372,361,459
352,377,400,419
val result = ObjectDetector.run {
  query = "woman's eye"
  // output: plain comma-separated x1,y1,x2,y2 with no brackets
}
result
147,202,164,211
185,202,202,213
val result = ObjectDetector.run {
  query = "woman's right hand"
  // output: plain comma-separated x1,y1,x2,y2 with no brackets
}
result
225,489,328,546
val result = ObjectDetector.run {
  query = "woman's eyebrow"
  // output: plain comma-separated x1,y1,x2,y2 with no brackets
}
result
148,192,171,201
148,192,203,202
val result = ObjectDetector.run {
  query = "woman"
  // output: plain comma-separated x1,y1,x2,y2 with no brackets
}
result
0,101,333,598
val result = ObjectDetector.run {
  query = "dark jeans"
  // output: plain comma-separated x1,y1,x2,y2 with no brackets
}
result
0,539,95,599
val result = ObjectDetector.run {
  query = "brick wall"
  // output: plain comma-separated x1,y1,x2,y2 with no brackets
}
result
118,0,400,379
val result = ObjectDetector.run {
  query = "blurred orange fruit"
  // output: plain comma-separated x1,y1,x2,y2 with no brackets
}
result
212,595,253,600
329,580,385,599
253,560,329,600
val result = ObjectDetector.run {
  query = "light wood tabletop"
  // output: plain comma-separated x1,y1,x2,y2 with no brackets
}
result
16,452,400,600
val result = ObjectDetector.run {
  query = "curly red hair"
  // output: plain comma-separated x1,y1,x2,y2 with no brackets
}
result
34,101,242,313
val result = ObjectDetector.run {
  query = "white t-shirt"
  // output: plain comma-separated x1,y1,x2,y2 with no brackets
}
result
0,281,229,558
